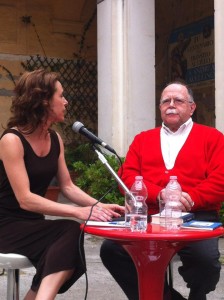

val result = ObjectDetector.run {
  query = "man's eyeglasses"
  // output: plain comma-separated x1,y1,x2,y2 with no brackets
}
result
160,98,192,106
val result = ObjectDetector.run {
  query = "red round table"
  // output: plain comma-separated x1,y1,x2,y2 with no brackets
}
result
82,223,224,300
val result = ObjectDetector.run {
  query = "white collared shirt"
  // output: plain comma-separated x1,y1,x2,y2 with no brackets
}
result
160,118,193,170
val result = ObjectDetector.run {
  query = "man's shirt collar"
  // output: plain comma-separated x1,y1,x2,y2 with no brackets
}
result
162,118,193,135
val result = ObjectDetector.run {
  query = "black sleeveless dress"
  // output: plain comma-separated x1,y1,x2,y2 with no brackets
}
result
0,129,85,293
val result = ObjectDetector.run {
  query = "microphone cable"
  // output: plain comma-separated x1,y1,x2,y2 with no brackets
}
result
78,186,117,300
78,144,124,300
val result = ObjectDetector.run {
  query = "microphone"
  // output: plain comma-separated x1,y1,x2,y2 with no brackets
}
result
72,121,116,154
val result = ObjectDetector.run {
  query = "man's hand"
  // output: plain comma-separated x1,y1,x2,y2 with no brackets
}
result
158,189,194,212
180,192,194,212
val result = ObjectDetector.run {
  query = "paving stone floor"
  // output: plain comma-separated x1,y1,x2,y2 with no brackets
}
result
0,235,224,300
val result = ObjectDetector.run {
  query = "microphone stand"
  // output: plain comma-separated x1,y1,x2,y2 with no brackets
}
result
93,146,134,199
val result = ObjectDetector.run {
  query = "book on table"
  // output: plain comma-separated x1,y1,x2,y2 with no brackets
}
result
85,220,128,227
150,212,194,225
181,220,223,230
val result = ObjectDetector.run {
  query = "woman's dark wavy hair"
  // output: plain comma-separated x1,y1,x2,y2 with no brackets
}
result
7,69,60,134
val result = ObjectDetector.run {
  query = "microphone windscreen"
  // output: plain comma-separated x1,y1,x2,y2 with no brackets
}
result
72,121,84,133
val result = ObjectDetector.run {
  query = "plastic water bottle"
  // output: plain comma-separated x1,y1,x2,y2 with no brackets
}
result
164,176,182,230
128,176,148,232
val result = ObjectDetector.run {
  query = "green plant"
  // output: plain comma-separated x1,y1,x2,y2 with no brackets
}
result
220,202,224,226
72,154,125,205
65,143,97,170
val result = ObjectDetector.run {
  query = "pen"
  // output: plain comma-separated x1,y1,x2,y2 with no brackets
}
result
109,221,125,224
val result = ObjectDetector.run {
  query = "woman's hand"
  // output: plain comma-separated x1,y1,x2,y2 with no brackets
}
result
99,203,125,218
75,204,125,221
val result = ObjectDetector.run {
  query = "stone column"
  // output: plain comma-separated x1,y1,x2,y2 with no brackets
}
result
97,0,155,156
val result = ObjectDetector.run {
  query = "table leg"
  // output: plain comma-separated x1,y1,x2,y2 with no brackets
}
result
122,240,186,300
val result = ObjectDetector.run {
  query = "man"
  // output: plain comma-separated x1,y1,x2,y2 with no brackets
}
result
100,82,224,300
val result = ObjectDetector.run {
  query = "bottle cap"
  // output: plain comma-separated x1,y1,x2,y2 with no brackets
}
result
135,175,143,180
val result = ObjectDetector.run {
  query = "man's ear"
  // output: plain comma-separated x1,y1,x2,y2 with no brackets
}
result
190,103,196,116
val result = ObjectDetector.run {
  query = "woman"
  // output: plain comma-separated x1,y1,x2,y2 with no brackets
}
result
0,69,124,300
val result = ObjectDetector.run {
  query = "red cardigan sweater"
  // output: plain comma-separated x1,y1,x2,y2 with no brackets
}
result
119,123,224,215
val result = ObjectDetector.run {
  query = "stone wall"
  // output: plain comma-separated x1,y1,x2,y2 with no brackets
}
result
0,0,97,135
0,0,216,135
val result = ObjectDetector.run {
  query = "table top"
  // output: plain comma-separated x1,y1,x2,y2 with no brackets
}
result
82,223,224,242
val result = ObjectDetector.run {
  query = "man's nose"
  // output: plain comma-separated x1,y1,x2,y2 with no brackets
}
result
169,99,176,106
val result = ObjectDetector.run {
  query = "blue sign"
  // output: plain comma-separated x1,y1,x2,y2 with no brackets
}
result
168,16,214,85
